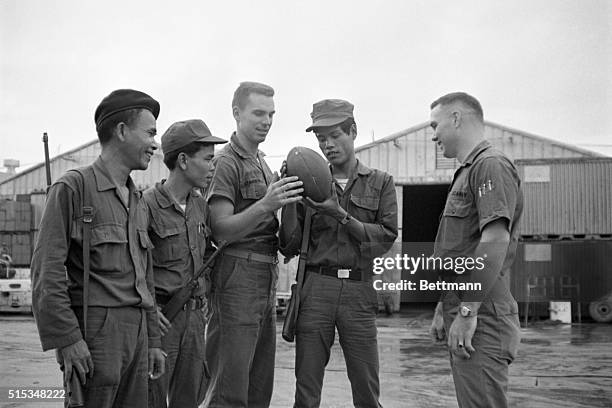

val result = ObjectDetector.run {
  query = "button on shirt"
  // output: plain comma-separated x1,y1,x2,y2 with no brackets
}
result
206,133,279,253
280,160,398,273
31,157,160,351
143,181,209,299
433,140,523,302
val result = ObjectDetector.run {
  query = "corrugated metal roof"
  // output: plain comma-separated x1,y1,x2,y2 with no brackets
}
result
0,139,99,187
356,120,605,158
355,121,604,185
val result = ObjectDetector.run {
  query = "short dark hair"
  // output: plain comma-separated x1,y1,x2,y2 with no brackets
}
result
338,117,356,135
430,92,483,122
163,141,208,170
232,82,274,110
96,108,145,145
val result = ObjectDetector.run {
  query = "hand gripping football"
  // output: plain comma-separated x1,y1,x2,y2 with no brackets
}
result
285,146,333,202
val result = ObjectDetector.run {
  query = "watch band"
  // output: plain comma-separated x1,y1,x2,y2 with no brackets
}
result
460,305,473,317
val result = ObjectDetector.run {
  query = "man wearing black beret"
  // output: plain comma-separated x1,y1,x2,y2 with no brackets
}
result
32,89,166,408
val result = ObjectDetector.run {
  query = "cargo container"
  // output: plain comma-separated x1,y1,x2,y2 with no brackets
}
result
0,232,33,267
515,158,612,237
10,233,33,266
0,200,32,232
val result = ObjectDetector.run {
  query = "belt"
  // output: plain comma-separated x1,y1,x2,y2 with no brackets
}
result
156,295,206,311
223,248,278,264
307,266,362,281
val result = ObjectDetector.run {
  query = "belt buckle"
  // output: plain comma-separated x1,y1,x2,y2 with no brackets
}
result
337,269,351,279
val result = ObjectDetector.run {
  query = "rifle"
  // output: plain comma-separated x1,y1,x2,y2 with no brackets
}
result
42,132,52,190
161,241,227,322
44,134,85,407
282,207,313,342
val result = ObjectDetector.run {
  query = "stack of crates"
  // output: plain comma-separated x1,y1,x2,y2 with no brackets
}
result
0,198,34,266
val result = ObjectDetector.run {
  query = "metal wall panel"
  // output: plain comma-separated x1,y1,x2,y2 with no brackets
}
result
517,158,612,236
511,240,612,303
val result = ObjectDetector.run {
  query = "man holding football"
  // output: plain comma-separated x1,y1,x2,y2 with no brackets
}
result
204,81,303,407
280,99,398,408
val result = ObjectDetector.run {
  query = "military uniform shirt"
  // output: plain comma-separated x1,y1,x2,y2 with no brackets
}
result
143,181,209,299
280,160,398,273
434,140,523,302
31,157,160,351
206,133,278,253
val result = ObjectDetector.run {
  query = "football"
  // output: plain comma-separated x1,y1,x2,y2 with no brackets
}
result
285,146,333,202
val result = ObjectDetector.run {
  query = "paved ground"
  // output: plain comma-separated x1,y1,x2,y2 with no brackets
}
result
1,308,611,407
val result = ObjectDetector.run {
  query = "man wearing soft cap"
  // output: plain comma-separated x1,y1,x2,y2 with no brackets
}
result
145,119,226,408
32,89,165,408
280,99,397,407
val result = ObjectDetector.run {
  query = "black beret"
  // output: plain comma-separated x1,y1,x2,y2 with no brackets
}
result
94,89,160,129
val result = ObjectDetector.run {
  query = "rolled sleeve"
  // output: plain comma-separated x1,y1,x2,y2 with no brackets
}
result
470,157,518,232
31,181,82,351
207,155,239,205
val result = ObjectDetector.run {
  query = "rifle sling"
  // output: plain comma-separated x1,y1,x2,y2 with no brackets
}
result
77,170,94,339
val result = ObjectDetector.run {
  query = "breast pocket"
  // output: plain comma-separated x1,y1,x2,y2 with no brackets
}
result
349,194,379,223
440,199,474,250
150,223,187,262
89,223,128,273
240,178,267,201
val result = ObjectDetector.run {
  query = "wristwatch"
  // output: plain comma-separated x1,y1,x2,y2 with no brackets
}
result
460,305,474,317
339,212,351,225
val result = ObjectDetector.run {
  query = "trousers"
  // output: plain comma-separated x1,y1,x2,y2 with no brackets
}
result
443,298,521,408
148,307,208,408
294,273,382,408
72,306,148,408
203,254,277,408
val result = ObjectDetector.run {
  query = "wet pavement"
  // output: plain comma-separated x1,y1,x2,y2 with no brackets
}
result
1,309,611,407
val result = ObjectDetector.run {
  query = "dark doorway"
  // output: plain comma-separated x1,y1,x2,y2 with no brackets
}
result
402,184,449,242
401,184,449,303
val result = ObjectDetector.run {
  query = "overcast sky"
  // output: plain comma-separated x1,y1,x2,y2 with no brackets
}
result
1,0,611,171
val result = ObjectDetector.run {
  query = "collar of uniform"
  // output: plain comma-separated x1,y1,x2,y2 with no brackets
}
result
329,159,371,179
153,180,200,209
92,156,137,194
229,132,266,159
355,159,372,176
152,180,174,209
462,140,492,167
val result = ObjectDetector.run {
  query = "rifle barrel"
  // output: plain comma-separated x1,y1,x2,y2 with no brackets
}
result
43,132,52,188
